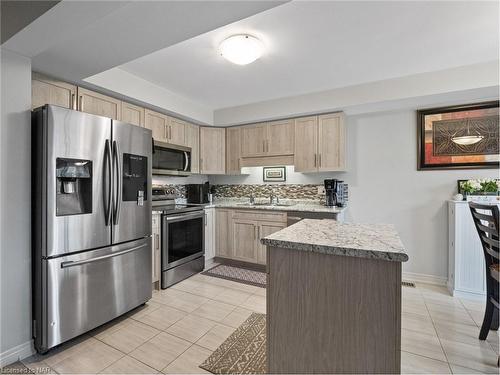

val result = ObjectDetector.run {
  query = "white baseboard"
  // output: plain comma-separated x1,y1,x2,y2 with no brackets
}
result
402,271,447,286
0,340,35,368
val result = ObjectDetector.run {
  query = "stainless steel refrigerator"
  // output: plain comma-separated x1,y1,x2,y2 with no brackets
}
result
32,105,152,353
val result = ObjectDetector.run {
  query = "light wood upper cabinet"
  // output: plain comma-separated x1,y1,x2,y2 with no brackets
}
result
169,117,186,146
267,119,295,156
294,116,318,172
216,209,232,258
294,114,346,172
121,101,144,127
145,109,169,143
257,222,286,264
241,123,267,157
77,87,121,120
200,127,225,174
185,122,200,173
318,113,346,171
32,73,77,110
226,127,241,174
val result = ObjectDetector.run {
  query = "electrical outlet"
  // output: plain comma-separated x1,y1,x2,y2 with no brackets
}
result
317,186,325,195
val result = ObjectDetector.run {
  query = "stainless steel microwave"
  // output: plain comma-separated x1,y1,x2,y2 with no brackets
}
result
152,140,191,176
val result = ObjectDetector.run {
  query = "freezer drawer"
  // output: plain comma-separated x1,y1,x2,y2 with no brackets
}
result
34,237,152,353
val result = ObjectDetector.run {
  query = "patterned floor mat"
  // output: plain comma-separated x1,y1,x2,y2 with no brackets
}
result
202,264,266,288
200,313,266,374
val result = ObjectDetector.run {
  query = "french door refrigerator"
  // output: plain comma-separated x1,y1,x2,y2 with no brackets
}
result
32,105,152,353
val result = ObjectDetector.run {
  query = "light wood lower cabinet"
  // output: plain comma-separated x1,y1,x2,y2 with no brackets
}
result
232,220,258,262
121,101,144,127
77,87,121,120
32,73,77,110
256,222,286,264
216,209,286,265
151,213,161,286
216,209,233,258
200,127,225,174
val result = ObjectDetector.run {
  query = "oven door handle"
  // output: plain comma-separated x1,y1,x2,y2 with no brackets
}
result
166,212,205,222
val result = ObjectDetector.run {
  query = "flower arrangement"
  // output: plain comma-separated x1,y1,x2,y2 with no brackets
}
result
459,178,500,195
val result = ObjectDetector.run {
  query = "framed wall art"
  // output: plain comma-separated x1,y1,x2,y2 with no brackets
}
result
417,101,500,170
263,166,286,182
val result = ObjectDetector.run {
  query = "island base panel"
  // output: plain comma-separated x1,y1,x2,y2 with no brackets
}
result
267,246,401,374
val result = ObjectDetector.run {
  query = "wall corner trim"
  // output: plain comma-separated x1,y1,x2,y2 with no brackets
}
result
0,340,35,368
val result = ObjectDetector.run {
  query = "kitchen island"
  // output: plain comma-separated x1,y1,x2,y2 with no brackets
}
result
261,219,408,374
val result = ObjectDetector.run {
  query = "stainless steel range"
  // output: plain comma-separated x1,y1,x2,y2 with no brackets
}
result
152,187,205,288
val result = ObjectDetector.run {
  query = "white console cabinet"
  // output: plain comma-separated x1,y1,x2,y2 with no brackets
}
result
447,201,498,299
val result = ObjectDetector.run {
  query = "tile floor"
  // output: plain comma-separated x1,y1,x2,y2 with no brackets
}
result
9,275,500,374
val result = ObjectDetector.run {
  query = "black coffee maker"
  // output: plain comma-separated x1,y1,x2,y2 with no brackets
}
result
324,179,338,207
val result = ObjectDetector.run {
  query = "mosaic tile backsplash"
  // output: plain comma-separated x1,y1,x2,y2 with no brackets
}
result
212,184,322,200
154,184,323,200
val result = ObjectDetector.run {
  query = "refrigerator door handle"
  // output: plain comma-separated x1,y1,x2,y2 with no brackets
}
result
112,140,121,225
60,243,147,268
104,140,112,226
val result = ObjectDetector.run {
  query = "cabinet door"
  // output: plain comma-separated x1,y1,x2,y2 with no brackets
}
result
168,117,186,146
267,119,295,156
185,122,200,173
257,222,286,264
294,116,318,172
318,113,346,171
216,209,232,258
77,87,121,120
144,109,168,143
121,101,145,127
241,123,267,157
32,73,76,110
204,208,216,260
226,127,241,174
232,220,257,262
200,127,225,174
151,214,161,283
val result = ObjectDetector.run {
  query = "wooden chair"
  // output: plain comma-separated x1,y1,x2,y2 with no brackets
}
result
469,202,499,341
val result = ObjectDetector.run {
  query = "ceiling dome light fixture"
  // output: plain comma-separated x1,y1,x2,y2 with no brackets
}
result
219,34,264,65
451,118,484,146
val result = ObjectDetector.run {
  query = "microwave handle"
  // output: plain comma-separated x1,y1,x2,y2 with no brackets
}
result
184,151,189,171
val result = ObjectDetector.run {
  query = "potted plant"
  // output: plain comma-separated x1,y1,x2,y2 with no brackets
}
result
459,178,500,201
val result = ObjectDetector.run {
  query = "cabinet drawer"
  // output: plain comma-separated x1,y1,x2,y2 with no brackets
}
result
233,210,286,223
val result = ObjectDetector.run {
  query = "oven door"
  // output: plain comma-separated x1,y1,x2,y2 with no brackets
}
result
153,140,191,176
162,211,205,271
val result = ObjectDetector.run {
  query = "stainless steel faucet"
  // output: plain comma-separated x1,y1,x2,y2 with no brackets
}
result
270,193,279,205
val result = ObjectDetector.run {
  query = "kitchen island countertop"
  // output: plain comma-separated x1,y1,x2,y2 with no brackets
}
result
261,218,408,262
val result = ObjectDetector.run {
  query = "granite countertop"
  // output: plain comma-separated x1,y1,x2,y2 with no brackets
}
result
260,219,408,262
202,198,346,214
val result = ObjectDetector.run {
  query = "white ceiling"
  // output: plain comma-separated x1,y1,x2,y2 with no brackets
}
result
4,1,286,82
118,0,499,110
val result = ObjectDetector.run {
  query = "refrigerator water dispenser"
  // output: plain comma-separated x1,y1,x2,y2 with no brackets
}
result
56,158,92,216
